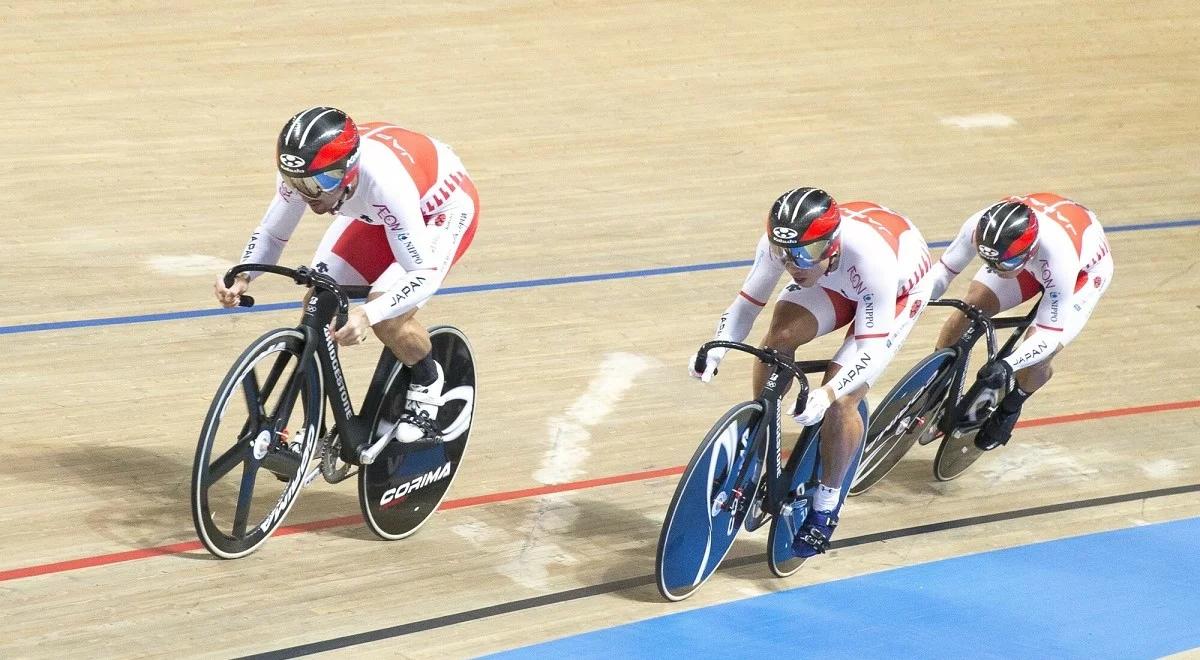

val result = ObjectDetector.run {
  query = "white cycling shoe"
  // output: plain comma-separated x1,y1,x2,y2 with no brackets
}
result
394,362,445,443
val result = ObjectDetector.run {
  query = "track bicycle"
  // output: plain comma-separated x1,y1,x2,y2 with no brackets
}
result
655,341,868,601
190,264,477,559
849,296,1039,494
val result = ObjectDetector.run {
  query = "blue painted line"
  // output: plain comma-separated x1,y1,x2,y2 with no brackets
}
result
489,516,1200,659
2,218,1196,336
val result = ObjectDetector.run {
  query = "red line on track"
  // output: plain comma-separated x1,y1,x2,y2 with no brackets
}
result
2,399,1196,583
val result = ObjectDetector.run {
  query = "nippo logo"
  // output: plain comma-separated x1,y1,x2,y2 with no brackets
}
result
978,245,1000,259
279,154,306,170
772,227,798,241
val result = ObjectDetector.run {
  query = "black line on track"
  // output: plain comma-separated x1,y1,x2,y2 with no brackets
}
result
241,482,1200,659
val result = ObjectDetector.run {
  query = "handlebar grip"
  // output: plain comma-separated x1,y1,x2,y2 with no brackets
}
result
693,351,707,375
238,295,256,308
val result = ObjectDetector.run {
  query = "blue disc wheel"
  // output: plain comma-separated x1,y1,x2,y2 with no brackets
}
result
850,349,956,495
655,401,763,601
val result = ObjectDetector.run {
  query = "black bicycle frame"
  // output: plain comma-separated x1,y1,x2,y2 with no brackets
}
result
929,297,1040,436
224,264,396,463
696,341,828,515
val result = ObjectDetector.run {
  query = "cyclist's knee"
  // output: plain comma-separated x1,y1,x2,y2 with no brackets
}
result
963,282,1001,316
830,388,866,415
1017,358,1054,390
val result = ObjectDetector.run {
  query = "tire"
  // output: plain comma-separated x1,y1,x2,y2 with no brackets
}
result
850,349,956,495
191,328,323,559
656,401,764,602
358,326,476,540
767,399,868,577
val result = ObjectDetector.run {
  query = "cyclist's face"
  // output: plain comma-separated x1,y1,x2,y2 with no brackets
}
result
784,258,830,287
297,186,345,215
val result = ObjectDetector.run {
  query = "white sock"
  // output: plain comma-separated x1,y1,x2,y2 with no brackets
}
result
813,483,840,512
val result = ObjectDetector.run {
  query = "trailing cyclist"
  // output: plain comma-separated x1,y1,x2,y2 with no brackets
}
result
926,193,1113,450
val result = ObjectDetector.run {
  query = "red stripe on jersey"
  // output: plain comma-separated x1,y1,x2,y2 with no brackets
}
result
1017,270,1042,302
1035,323,1063,332
855,333,888,340
823,288,856,328
739,291,767,307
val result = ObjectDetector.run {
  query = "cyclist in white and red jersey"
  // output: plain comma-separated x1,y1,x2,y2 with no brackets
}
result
214,106,480,442
926,192,1113,450
689,187,932,557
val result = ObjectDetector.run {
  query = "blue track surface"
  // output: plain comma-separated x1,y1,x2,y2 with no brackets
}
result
490,516,1200,659
1,218,1196,336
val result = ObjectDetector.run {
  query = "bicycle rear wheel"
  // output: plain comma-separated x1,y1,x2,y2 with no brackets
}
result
191,328,323,559
850,349,956,495
933,381,1002,481
767,399,868,577
656,401,763,601
358,326,476,540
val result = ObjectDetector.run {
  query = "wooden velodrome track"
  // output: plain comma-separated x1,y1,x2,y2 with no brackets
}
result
2,1,1198,657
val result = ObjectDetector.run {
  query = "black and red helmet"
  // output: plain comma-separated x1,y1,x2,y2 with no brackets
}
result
974,200,1039,271
767,187,841,268
276,107,361,199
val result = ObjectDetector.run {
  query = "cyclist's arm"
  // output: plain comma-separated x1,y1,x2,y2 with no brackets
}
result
1003,255,1075,371
238,177,306,280
927,212,981,299
712,235,785,344
360,172,443,325
825,272,898,400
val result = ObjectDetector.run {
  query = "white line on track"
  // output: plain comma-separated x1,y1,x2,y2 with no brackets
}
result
939,113,1017,129
535,352,655,485
452,352,657,590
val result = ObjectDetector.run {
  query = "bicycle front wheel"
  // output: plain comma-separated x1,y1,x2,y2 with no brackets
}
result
850,349,956,495
191,328,323,559
655,401,763,602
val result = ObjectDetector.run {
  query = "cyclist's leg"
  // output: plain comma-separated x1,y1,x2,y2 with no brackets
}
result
986,258,1114,444
372,182,480,441
817,285,930,498
309,215,386,289
756,285,854,395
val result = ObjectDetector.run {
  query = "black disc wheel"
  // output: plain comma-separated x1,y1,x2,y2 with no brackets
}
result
933,381,1003,481
358,326,476,540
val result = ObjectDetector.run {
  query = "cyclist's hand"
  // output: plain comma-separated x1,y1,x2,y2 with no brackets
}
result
688,348,723,382
215,273,249,308
793,386,834,426
977,359,1013,391
332,307,372,346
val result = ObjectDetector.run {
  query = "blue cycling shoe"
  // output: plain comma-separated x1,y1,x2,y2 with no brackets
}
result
792,509,838,558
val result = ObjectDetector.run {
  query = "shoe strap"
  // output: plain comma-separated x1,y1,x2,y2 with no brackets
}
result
406,390,443,406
